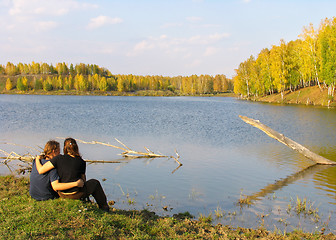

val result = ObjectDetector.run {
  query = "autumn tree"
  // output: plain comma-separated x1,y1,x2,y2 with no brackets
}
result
298,23,321,88
318,17,336,96
6,78,13,90
256,48,274,95
5,62,17,76
99,76,108,91
34,77,43,90
0,64,4,74
43,77,53,91
16,77,28,91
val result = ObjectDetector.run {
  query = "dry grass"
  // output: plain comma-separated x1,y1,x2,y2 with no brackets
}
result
257,86,336,107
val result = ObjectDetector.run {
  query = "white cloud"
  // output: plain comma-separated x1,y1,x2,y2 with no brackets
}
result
128,32,230,57
8,0,97,17
204,47,218,56
2,0,98,33
243,0,251,3
35,21,58,32
87,16,123,29
209,33,231,41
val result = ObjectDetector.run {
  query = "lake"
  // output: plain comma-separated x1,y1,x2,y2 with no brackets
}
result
1,94,336,233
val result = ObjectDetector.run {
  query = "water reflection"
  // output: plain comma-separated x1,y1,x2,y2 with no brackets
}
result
241,164,333,205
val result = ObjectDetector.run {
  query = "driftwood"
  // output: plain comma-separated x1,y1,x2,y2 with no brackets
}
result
239,115,335,165
67,138,182,166
0,149,34,174
1,138,182,174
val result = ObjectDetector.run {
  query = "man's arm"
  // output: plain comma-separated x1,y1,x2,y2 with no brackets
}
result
81,174,86,182
51,179,84,191
35,156,55,174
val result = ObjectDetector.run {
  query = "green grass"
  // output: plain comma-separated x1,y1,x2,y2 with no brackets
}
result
1,175,335,239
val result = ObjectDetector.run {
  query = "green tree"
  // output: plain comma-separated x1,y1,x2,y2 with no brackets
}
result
43,77,53,91
0,64,4,74
318,17,336,95
286,40,301,92
256,48,274,95
16,77,28,91
34,77,43,90
299,23,321,88
99,77,108,91
77,74,89,91
117,76,126,92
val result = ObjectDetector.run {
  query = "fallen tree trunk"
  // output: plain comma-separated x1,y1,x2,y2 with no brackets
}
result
239,115,335,165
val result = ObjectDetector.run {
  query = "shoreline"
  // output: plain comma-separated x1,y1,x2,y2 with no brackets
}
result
1,174,335,239
251,85,336,108
0,89,236,98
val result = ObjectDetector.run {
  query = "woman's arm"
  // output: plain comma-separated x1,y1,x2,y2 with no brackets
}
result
51,179,84,191
35,156,55,174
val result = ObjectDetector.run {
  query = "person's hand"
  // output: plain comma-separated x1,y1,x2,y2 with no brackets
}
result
35,155,41,162
76,179,84,187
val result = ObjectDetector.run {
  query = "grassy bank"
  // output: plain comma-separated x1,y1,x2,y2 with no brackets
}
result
1,175,335,239
254,86,336,108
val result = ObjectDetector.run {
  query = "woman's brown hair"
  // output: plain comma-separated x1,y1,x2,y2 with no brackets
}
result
63,138,81,157
42,140,60,159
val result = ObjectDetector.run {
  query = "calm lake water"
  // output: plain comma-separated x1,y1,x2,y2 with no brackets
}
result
1,94,336,233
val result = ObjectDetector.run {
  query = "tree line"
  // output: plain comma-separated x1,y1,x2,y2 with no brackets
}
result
1,62,233,95
234,17,336,99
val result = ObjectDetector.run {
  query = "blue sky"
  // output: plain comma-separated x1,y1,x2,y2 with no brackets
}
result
1,0,335,78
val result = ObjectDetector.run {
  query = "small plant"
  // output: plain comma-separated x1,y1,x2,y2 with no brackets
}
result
287,196,320,222
127,198,136,205
278,218,288,226
295,196,307,214
214,206,225,219
238,190,252,206
199,213,213,223
148,190,166,202
256,212,269,227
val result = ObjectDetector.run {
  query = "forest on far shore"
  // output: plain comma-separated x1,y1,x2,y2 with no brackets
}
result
234,17,336,100
0,62,233,96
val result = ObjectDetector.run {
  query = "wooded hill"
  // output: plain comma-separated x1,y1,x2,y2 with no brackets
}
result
234,16,336,101
0,62,233,96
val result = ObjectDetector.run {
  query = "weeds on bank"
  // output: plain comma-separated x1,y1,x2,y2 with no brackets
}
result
2,175,336,239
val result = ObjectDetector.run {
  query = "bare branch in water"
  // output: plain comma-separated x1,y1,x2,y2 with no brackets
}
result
64,137,182,166
1,138,182,174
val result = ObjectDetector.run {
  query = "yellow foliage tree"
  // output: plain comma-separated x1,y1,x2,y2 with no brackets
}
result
6,78,13,91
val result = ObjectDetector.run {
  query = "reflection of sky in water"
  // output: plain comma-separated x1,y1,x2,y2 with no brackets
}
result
1,95,336,232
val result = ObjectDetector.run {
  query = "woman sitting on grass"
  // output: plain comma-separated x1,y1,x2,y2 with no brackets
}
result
30,140,84,201
35,138,110,212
